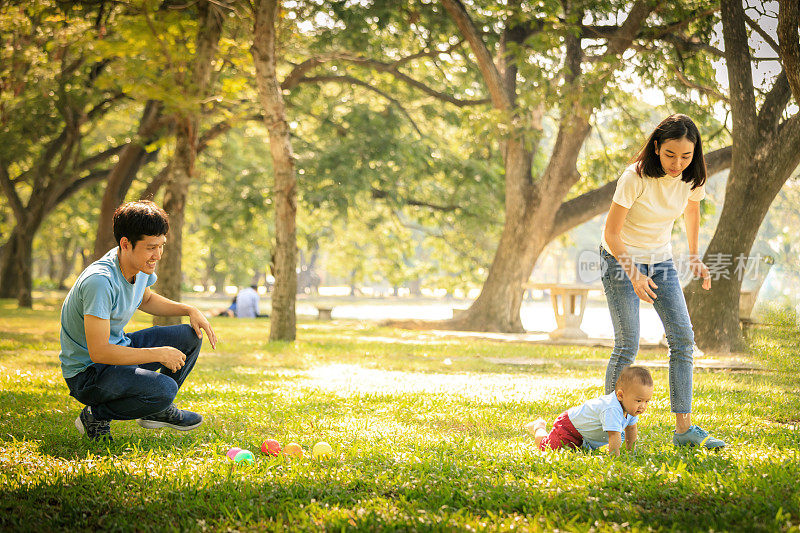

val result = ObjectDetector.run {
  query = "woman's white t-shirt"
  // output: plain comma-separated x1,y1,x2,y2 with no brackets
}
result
601,164,705,264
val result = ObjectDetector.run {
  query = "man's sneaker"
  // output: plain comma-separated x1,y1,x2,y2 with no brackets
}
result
137,405,203,431
75,406,113,441
673,425,725,449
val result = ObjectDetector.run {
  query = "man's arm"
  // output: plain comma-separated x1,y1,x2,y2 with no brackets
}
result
84,315,187,371
139,288,217,348
625,424,638,451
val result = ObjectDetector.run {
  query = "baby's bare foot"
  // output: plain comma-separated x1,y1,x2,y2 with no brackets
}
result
524,417,546,435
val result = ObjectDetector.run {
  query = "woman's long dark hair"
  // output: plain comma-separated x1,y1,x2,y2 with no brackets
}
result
633,114,707,190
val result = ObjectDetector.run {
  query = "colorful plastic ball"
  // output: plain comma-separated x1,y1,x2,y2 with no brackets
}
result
282,442,304,458
312,441,333,459
226,447,242,461
262,439,281,456
233,449,255,464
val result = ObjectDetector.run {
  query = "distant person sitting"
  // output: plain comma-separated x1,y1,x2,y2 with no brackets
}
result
234,285,260,318
207,295,237,318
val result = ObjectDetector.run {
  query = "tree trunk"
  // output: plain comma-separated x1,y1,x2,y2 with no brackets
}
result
687,124,800,351
438,0,648,333
152,1,223,326
93,100,164,260
57,239,78,290
153,118,195,327
0,226,34,307
686,0,800,352
684,170,767,352
251,0,298,341
450,214,542,332
47,248,58,283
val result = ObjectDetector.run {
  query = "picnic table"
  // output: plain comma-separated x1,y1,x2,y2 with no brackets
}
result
525,282,603,340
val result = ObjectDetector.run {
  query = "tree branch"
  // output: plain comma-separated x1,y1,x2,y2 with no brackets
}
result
778,0,800,100
371,187,461,212
721,0,759,145
197,119,234,152
758,70,792,132
745,12,780,53
281,41,464,90
661,33,725,57
51,168,111,208
605,0,654,57
281,50,488,108
77,143,129,171
394,38,465,67
0,163,27,223
674,67,730,102
440,0,512,111
86,92,126,120
140,116,239,202
295,74,424,137
581,6,718,41
140,161,172,202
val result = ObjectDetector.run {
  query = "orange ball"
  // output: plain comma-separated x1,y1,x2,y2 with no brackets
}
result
282,442,303,458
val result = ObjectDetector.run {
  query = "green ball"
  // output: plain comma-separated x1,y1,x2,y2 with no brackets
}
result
233,449,254,464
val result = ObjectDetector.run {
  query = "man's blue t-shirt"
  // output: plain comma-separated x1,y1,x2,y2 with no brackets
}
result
59,247,157,378
567,392,639,450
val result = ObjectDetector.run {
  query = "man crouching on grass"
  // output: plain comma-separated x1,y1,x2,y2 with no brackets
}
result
59,201,217,441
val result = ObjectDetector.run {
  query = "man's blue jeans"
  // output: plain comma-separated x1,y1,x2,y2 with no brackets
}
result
65,324,202,421
600,246,694,413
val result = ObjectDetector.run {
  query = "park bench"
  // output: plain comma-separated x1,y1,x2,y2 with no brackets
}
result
316,305,334,320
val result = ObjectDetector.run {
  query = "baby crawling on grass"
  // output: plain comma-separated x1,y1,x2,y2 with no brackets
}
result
526,366,653,455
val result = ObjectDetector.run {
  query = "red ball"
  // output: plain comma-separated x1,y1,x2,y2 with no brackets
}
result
261,438,281,456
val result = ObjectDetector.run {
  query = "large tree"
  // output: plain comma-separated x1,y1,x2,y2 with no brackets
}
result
92,100,164,258
152,0,225,326
251,0,299,341
0,1,126,307
429,0,731,332
685,0,800,352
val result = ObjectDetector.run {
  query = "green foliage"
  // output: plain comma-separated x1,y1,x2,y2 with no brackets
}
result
1,0,746,300
2,302,800,530
0,1,104,165
182,125,276,289
90,0,218,114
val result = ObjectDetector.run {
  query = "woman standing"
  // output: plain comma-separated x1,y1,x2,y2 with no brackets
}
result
601,114,725,449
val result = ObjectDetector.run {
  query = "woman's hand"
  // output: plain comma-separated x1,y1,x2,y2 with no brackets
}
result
630,270,658,303
689,256,711,290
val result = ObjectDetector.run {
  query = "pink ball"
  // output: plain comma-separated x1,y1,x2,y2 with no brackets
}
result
226,447,242,461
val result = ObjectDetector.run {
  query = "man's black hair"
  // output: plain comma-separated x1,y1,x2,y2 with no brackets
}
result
113,200,169,247
633,114,707,190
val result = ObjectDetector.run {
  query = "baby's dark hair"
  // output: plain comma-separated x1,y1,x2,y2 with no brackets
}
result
113,200,169,247
616,366,653,390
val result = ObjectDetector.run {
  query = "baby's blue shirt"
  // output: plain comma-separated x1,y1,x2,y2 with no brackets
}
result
567,392,639,450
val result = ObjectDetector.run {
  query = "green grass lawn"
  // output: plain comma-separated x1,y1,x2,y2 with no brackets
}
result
1,297,799,531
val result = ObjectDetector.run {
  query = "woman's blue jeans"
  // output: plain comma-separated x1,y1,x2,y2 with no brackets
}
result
600,246,694,413
64,324,202,421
